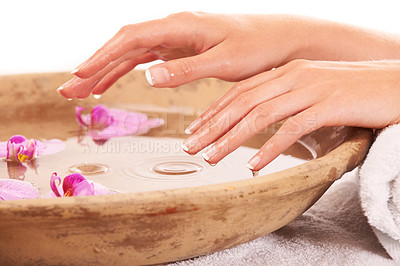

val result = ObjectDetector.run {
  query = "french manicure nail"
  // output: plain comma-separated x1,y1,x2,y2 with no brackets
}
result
71,68,79,74
181,143,189,152
145,67,171,86
56,86,63,92
202,145,217,161
182,136,197,152
184,128,192,135
93,94,102,100
247,156,261,170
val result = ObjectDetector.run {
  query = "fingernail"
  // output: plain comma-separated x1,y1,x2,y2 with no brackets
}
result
184,128,192,135
202,144,217,161
181,142,189,152
71,68,79,74
247,156,261,170
182,136,197,151
67,98,73,101
56,86,63,92
145,67,170,85
93,94,102,100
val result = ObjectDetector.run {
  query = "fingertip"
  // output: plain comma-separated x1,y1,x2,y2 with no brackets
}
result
73,69,91,79
145,69,154,86
145,66,172,86
181,143,189,152
247,155,261,171
185,119,201,135
71,68,79,75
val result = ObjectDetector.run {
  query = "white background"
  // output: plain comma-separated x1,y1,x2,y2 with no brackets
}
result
1,0,399,75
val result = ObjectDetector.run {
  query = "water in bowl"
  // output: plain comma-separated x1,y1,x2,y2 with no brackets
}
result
1,135,309,196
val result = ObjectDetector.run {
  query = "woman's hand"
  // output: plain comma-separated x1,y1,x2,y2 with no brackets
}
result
58,12,304,98
58,12,400,99
182,60,400,170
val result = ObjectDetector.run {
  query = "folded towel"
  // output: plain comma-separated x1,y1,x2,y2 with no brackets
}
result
359,124,400,261
170,170,395,265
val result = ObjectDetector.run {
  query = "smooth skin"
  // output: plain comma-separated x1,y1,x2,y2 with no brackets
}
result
59,12,400,170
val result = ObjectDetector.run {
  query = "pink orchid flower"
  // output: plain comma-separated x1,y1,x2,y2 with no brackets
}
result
6,135,38,163
76,104,164,140
0,135,65,163
0,179,39,200
50,172,114,197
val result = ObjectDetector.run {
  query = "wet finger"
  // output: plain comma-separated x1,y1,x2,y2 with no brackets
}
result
184,65,288,134
91,52,158,95
182,75,294,154
145,45,230,88
199,92,318,165
73,15,212,79
247,105,324,171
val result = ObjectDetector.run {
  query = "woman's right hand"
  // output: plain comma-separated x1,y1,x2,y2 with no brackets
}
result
58,12,306,98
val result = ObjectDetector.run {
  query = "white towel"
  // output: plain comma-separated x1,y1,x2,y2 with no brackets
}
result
170,169,395,265
359,124,400,261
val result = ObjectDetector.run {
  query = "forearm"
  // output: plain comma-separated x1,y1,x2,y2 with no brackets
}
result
289,16,400,62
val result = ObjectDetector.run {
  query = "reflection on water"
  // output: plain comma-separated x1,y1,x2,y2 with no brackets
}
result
67,162,110,175
6,159,38,180
1,135,309,196
6,161,27,180
251,170,259,178
152,160,203,176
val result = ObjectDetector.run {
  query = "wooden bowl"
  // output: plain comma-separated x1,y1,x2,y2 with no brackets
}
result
0,71,372,265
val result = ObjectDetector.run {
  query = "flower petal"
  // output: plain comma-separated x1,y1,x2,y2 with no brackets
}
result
0,142,7,157
50,172,63,197
91,104,113,128
62,173,87,196
17,139,38,163
36,139,66,155
75,105,164,141
9,135,27,144
68,180,94,196
92,182,115,195
0,179,39,200
75,106,91,127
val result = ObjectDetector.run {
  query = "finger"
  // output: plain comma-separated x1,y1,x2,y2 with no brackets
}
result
150,45,197,61
182,75,295,154
199,93,319,165
185,61,302,134
184,68,285,134
59,50,140,98
247,105,324,171
145,45,231,88
91,52,158,95
58,76,99,99
73,15,212,79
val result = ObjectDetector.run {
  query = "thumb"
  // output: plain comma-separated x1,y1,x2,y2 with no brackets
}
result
145,51,227,87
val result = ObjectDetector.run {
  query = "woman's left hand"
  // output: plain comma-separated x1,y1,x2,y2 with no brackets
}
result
182,59,400,170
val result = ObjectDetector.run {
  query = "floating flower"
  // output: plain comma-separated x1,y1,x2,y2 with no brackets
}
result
0,135,65,163
5,135,38,163
0,179,39,200
49,172,114,197
76,104,164,141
